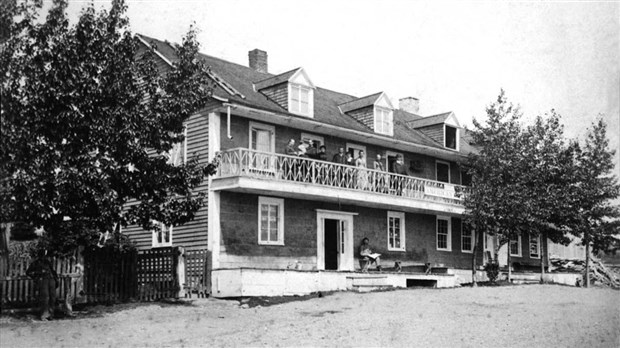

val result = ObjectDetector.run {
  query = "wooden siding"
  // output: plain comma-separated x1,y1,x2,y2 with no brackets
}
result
259,83,288,110
418,124,444,146
346,106,374,130
122,110,210,251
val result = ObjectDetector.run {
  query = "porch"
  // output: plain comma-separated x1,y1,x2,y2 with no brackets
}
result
210,268,457,297
212,148,467,215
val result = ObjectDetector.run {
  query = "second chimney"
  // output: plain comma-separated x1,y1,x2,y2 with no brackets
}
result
249,49,268,73
399,97,420,114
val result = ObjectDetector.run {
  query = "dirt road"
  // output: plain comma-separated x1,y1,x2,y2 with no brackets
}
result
1,284,618,347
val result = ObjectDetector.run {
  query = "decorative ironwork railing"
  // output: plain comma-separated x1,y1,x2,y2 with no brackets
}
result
217,148,467,206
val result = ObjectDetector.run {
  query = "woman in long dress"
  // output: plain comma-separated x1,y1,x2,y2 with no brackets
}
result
355,150,368,190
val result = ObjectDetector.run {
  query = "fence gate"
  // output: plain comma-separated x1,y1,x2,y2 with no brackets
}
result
137,247,179,301
83,248,137,303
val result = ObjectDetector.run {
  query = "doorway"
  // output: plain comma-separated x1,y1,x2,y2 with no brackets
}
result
316,210,356,271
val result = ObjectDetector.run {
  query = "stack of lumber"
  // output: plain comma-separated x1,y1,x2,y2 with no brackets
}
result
550,256,620,288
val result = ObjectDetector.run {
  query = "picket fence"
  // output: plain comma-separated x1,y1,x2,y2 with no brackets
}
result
0,247,209,310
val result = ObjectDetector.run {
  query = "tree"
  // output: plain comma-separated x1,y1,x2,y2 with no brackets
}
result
570,119,620,287
465,91,577,283
1,0,218,255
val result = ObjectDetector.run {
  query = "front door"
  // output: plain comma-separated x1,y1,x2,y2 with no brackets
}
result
316,211,355,271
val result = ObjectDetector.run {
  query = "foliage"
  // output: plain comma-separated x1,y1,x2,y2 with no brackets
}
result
483,262,500,283
1,0,217,256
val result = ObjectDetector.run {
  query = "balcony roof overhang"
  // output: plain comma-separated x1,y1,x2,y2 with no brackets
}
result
211,176,465,217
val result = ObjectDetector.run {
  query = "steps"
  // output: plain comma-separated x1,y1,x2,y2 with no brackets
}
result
347,275,393,292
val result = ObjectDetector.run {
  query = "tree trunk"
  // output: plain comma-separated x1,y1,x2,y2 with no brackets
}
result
585,239,591,288
471,229,478,287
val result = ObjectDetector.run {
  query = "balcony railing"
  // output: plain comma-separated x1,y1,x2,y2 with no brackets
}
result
216,148,466,206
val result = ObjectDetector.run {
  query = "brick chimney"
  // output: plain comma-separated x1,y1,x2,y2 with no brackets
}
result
248,49,268,73
399,97,420,114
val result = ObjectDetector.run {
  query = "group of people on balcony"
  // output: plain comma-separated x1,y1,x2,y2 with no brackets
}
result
282,138,410,193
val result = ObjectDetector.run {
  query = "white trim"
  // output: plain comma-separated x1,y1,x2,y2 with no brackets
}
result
529,235,541,259
288,83,314,117
374,92,395,110
136,35,174,67
316,210,355,271
436,216,452,251
289,68,315,89
152,221,173,248
374,106,394,136
249,122,276,153
510,235,522,257
444,124,459,151
436,160,451,183
387,211,406,251
301,133,324,148
258,196,284,246
346,143,367,161
460,221,474,253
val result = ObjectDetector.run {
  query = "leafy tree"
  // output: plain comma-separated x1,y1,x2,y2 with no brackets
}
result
570,120,620,287
1,0,218,255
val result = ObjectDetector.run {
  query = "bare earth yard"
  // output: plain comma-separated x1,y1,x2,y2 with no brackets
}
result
1,284,618,348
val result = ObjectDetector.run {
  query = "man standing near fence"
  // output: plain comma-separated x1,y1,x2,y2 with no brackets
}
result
26,249,58,320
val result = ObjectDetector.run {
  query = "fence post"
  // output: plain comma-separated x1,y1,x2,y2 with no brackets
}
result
176,247,186,298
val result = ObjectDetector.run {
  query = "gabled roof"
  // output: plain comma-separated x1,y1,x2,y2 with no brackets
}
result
253,68,299,90
407,111,461,129
338,92,383,114
136,33,473,157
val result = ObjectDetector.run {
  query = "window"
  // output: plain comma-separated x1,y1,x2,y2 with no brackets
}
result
301,133,324,149
289,84,313,116
510,235,522,257
258,197,284,245
436,216,451,251
530,235,540,259
166,126,187,166
152,221,172,248
445,125,458,150
346,143,366,160
387,211,405,251
460,169,472,186
436,161,450,183
461,222,474,253
374,107,393,136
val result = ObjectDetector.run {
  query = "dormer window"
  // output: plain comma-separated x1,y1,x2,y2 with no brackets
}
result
289,83,312,116
445,125,458,150
374,106,393,136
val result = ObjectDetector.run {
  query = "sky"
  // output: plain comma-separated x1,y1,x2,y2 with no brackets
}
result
53,0,619,175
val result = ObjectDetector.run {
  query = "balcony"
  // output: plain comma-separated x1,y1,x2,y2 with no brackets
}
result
212,148,467,215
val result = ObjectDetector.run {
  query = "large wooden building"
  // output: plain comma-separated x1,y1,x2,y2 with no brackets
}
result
124,34,548,296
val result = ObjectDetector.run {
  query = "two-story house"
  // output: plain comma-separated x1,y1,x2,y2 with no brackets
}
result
124,34,547,297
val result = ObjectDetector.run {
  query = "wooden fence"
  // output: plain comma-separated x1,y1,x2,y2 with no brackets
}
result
1,246,208,310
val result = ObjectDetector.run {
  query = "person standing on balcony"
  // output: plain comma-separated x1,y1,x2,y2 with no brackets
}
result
355,150,368,190
344,151,355,188
391,154,408,195
285,139,297,156
332,147,347,187
26,249,58,320
284,139,298,180
332,147,346,164
374,154,386,193
317,145,328,161
316,145,328,184
305,140,318,160
297,139,310,181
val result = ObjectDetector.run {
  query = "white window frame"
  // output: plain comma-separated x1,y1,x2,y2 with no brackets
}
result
436,216,452,251
152,221,173,248
436,160,451,183
510,235,522,257
166,126,187,166
288,83,314,117
301,133,324,148
444,124,459,151
529,235,541,259
387,211,406,251
258,196,284,246
374,106,394,136
249,122,276,153
346,143,367,160
461,222,474,253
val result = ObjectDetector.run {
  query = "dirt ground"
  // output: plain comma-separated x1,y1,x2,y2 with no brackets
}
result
1,284,618,348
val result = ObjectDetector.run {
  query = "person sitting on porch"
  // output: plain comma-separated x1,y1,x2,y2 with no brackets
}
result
359,237,381,272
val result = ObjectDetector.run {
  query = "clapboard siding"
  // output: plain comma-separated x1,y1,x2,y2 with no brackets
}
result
122,110,211,251
259,83,288,110
346,106,374,130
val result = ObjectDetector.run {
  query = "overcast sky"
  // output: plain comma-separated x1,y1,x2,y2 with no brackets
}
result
55,0,619,173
